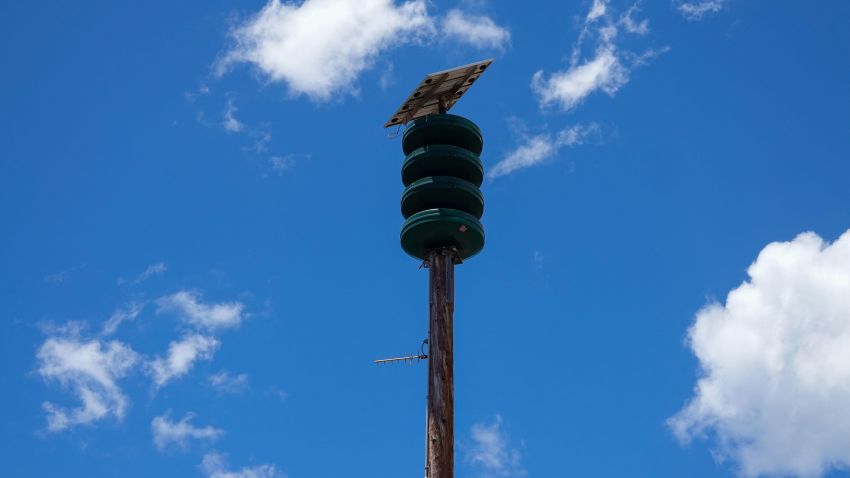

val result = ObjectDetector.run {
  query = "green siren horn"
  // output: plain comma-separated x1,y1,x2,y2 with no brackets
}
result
385,59,492,260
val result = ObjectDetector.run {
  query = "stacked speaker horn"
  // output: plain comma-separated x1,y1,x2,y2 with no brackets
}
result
400,114,485,260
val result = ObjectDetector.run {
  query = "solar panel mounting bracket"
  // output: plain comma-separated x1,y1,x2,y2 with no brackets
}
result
384,59,493,128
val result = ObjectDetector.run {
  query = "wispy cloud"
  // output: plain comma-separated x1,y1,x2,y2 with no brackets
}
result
269,386,289,402
442,9,510,50
185,84,211,103
669,229,850,478
100,302,144,336
533,250,544,271
621,4,649,35
532,0,664,111
489,123,599,178
43,264,86,285
117,262,168,285
157,291,246,331
201,452,283,478
269,156,296,176
43,271,68,284
467,415,525,477
209,371,249,394
152,413,224,451
244,130,272,154
223,99,245,133
674,0,725,21
38,335,138,432
587,0,608,22
217,0,434,101
138,262,167,281
379,62,395,90
147,334,220,388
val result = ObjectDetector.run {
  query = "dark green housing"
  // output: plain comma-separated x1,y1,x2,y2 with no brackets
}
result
400,114,486,260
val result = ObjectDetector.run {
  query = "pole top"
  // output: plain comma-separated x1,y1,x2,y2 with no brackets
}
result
384,59,493,128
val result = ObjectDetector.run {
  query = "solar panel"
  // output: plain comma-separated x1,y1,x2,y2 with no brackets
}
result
384,59,493,128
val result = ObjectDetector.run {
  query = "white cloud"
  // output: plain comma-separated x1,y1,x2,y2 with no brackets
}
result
101,302,144,336
621,4,649,35
669,230,850,478
441,9,510,50
217,0,434,101
202,452,283,478
533,250,544,271
137,262,167,282
675,0,725,21
147,334,220,388
532,50,627,111
37,337,138,432
185,84,211,103
209,371,249,394
532,0,661,111
43,271,68,284
43,264,85,284
223,99,244,133
587,0,608,22
152,413,224,451
244,130,273,154
489,123,599,178
157,291,246,331
467,415,525,477
379,62,395,90
269,156,296,175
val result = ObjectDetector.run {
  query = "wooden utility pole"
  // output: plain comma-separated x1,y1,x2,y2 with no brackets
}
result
384,59,493,478
426,248,456,478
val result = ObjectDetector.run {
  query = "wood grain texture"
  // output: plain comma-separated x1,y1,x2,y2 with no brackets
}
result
426,249,455,478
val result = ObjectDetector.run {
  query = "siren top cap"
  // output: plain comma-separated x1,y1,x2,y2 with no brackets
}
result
402,114,483,156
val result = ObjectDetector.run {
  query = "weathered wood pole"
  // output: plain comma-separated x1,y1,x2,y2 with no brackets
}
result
426,248,456,478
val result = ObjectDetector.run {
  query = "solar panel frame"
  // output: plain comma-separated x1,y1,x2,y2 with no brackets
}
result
384,59,493,128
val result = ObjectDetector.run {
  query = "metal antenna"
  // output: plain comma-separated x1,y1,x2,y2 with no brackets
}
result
374,339,429,365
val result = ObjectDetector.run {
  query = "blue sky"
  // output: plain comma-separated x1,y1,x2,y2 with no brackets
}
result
2,1,850,477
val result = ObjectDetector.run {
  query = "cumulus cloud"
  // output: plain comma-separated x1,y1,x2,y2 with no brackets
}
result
216,0,509,100
217,0,434,101
147,334,220,388
489,123,599,178
441,9,510,50
669,230,850,478
532,0,662,111
675,0,725,21
202,452,283,478
100,302,144,336
209,371,249,394
532,51,627,111
467,415,525,477
157,291,246,331
152,413,224,451
38,337,138,431
36,289,252,431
